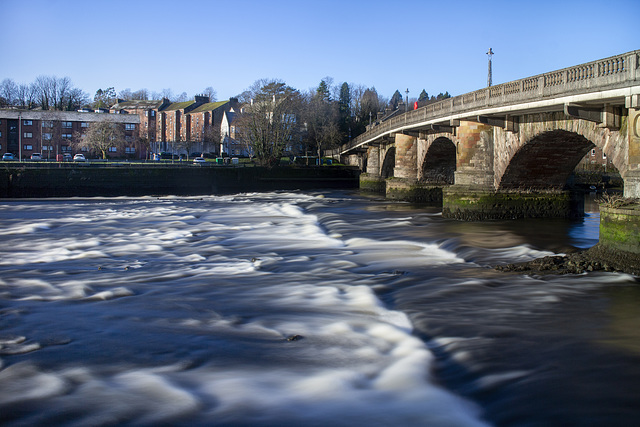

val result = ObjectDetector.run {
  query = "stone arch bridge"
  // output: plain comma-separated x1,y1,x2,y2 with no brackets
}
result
338,50,640,222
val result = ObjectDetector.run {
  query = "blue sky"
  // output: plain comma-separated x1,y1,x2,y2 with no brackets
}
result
2,0,638,102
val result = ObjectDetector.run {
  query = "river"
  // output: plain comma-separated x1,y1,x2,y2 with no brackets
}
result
0,191,638,426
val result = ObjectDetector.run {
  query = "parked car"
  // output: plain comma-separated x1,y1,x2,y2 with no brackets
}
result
63,153,72,162
2,153,15,161
193,157,206,165
73,154,86,162
31,153,42,160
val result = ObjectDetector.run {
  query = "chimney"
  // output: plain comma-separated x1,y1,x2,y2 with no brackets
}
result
194,94,209,104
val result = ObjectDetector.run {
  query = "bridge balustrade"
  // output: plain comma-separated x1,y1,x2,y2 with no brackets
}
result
341,50,638,155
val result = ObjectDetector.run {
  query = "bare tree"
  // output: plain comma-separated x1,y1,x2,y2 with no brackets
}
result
235,79,303,167
0,79,17,107
35,75,54,110
118,88,133,101
131,89,149,100
202,87,217,102
159,88,174,101
65,88,90,111
303,85,342,160
74,121,125,159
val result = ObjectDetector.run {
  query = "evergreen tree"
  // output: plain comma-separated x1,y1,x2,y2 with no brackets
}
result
390,90,403,109
418,89,429,102
338,82,351,141
316,80,331,102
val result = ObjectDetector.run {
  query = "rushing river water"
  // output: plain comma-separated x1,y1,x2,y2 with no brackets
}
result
0,191,639,426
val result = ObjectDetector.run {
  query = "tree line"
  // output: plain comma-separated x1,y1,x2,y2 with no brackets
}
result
235,77,452,166
1,74,452,166
0,76,219,111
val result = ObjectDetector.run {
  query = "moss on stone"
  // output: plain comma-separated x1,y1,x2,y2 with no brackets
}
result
443,188,582,220
599,205,640,254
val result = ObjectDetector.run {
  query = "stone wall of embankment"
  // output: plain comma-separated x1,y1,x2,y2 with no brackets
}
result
0,166,360,198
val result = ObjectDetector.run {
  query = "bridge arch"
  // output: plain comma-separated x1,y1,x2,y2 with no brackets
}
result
420,136,456,184
497,130,593,190
380,146,395,178
495,113,628,191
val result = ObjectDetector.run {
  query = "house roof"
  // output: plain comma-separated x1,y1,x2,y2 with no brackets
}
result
163,101,196,111
0,109,140,123
190,100,229,114
223,110,237,124
111,99,163,110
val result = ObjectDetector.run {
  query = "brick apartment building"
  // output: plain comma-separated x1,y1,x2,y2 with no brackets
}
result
0,110,140,160
112,96,240,157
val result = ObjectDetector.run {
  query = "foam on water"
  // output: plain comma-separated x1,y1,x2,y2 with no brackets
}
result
8,192,599,425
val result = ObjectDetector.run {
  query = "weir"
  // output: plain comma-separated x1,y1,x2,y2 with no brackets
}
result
339,50,640,255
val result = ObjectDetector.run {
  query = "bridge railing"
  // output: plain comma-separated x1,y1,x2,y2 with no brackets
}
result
341,50,639,154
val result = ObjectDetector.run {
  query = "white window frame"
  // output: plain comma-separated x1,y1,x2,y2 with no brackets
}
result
61,121,73,129
23,132,33,138
23,144,33,150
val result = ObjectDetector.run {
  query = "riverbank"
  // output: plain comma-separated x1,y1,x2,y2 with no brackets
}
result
495,244,640,276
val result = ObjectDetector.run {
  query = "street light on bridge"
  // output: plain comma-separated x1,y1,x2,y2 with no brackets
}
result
487,48,494,87
405,88,409,113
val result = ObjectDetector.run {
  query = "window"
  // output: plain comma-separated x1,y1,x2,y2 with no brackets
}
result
23,132,33,138
603,152,607,159
42,121,53,128
81,122,89,128
62,122,72,128
61,145,71,152
125,136,132,142
23,120,32,126
42,145,53,151
43,133,52,140
0,131,2,137
125,124,135,130
125,147,135,153
62,134,72,139
81,146,89,152
590,149,596,156
151,110,155,117
23,144,33,150
109,147,117,152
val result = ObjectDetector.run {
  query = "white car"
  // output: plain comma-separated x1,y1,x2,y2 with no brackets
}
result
193,157,206,165
31,153,42,160
73,154,86,162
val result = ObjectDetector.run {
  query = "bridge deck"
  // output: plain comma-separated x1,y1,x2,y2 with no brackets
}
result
340,50,640,155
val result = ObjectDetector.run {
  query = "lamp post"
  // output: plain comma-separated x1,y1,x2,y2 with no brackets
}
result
487,48,494,87
405,88,409,113
18,112,22,161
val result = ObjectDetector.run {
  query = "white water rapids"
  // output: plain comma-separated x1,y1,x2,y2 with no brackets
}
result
1,191,638,426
